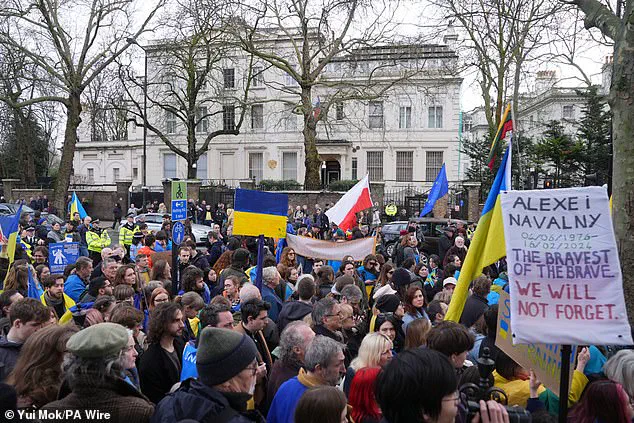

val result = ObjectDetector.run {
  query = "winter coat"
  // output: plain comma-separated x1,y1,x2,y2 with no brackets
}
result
262,285,283,323
276,301,313,333
459,294,489,328
138,339,185,404
0,335,22,381
41,373,154,422
207,240,225,267
266,359,301,411
152,378,264,423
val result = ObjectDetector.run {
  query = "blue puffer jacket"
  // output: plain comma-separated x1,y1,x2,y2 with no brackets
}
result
151,378,264,423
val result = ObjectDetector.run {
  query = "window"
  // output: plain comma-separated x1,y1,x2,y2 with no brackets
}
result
251,104,264,129
426,151,444,181
87,168,95,183
563,105,574,119
197,70,207,92
223,68,235,89
197,153,208,179
335,103,345,121
369,101,383,129
282,152,298,181
284,108,297,131
164,153,177,178
396,151,414,182
367,151,383,181
285,68,298,86
113,168,120,181
463,117,473,132
399,106,412,129
252,66,264,87
428,106,443,128
223,105,236,131
351,157,358,180
248,152,263,183
133,168,138,179
196,107,209,133
166,111,177,134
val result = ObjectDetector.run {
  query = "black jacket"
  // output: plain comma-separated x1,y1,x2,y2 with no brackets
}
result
277,301,313,333
152,378,264,423
0,335,22,381
459,294,489,328
138,338,185,404
207,240,225,267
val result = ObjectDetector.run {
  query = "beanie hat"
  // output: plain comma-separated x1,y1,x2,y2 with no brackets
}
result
373,284,397,300
232,248,250,267
197,327,258,386
66,322,128,358
376,294,401,313
391,268,411,287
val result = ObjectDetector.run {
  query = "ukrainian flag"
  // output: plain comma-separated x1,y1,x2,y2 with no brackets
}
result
0,204,23,281
445,141,512,322
69,191,87,219
233,189,289,238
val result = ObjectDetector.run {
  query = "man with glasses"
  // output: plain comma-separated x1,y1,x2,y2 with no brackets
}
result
152,327,261,422
32,246,48,266
312,297,344,343
235,298,271,410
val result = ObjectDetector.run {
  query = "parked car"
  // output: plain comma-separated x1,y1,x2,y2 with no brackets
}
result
121,213,210,245
381,217,468,257
0,203,64,229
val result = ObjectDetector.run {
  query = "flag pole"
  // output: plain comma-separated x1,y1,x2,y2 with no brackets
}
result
509,102,523,187
255,235,265,291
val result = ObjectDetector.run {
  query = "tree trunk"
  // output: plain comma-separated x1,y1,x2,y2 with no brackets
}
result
53,94,81,216
610,34,634,325
302,88,321,190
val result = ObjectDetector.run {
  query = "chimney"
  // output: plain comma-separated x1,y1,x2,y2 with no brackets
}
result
443,21,458,47
535,70,557,94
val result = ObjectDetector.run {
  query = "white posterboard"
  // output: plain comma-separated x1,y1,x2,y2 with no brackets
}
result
500,187,632,345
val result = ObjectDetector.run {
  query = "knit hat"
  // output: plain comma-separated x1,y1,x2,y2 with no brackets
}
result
66,322,128,358
391,268,411,287
197,327,258,386
376,294,401,313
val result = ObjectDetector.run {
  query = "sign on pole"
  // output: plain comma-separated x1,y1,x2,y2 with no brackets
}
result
500,187,633,345
171,181,188,221
172,221,185,245
49,242,80,274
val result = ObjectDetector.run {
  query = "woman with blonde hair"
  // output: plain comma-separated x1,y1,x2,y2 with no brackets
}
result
343,332,393,396
6,324,79,408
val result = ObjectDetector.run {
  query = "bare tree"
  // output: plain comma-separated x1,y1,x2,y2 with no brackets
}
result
118,0,253,179
567,0,634,321
85,70,129,143
227,0,432,189
0,0,163,212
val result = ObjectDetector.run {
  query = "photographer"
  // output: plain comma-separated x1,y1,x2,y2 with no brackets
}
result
376,348,510,422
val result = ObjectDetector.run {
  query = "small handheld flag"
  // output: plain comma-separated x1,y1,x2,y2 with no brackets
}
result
69,192,88,219
420,164,449,217
27,265,44,299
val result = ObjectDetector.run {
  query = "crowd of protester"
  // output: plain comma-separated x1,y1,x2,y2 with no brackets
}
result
0,204,632,423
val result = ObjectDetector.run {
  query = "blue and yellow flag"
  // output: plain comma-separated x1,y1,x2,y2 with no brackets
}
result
233,189,289,239
0,204,23,265
27,265,43,299
69,191,87,219
445,142,512,322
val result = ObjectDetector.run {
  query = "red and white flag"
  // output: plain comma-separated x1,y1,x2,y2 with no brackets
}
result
325,174,373,231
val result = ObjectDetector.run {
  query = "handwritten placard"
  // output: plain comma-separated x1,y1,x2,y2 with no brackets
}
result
500,187,632,345
495,291,575,394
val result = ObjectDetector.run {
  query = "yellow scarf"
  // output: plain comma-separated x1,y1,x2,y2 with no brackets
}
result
297,368,324,388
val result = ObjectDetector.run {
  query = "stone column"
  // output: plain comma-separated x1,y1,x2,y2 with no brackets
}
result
163,180,171,211
115,180,132,213
186,180,202,202
369,181,385,211
433,196,449,218
463,181,482,222
240,180,256,190
2,179,21,202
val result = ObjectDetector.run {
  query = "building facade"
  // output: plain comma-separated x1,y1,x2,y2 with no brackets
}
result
73,33,464,192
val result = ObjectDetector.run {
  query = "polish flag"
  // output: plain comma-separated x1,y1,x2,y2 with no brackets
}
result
326,174,373,232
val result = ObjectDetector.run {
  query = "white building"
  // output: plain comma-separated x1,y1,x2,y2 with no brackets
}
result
73,32,464,191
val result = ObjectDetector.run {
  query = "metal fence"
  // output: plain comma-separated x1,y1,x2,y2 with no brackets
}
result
382,182,469,221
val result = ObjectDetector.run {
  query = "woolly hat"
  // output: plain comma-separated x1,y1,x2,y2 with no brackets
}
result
197,327,258,386
66,322,128,358
373,284,397,300
375,294,401,314
391,268,411,287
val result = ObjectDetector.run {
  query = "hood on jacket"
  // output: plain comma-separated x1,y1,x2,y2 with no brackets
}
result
0,335,22,349
280,301,312,322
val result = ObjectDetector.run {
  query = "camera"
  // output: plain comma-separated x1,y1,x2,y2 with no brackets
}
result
465,400,531,423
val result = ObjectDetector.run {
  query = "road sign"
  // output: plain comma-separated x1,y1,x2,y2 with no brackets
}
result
172,221,185,245
171,181,188,221
49,242,79,274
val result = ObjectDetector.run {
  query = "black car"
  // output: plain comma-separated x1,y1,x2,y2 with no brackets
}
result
381,217,467,257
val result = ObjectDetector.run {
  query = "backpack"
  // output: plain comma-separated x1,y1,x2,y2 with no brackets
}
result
393,244,405,267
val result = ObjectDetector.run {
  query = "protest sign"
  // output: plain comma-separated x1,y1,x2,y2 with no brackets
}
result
500,187,632,345
48,242,79,274
496,291,575,394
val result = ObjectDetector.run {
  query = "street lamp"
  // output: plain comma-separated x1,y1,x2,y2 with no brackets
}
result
126,38,148,208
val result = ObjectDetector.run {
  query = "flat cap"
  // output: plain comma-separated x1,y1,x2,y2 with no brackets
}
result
66,322,128,358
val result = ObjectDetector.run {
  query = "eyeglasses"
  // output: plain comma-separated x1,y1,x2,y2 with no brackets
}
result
245,365,258,376
442,392,461,405
326,312,344,318
387,270,394,274
368,262,377,266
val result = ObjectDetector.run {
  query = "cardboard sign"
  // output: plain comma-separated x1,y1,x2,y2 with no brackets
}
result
496,291,575,394
48,242,79,274
500,187,632,345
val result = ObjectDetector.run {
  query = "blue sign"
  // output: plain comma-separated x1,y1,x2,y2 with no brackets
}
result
171,200,187,221
49,242,80,275
172,221,185,245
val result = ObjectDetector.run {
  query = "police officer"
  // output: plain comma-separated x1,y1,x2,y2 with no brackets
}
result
119,213,138,256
